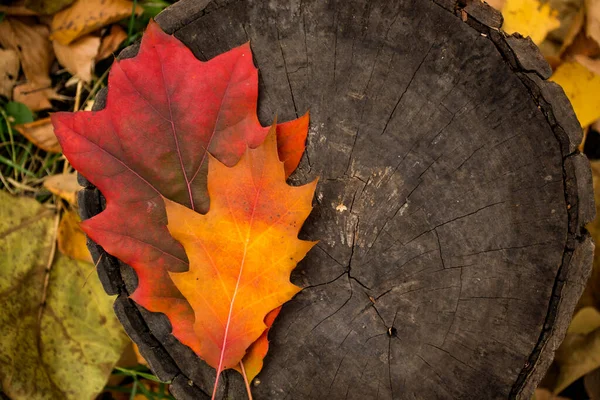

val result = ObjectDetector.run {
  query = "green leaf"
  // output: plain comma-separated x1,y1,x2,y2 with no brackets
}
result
141,0,171,17
0,192,130,400
5,102,34,125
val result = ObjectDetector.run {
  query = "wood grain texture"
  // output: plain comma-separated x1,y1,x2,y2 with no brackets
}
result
78,0,595,398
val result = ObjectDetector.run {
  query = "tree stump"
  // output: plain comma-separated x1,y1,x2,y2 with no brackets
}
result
79,0,596,398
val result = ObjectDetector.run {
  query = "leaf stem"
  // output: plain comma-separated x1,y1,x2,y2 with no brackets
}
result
239,361,254,400
211,371,221,400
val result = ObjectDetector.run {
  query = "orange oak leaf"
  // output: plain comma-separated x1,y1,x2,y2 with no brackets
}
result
51,20,309,366
236,307,280,382
163,127,317,395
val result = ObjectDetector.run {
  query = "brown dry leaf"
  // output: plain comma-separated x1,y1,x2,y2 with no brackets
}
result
586,0,600,46
0,17,56,110
96,25,127,61
24,0,75,15
550,60,600,127
57,210,92,263
14,118,62,153
0,18,53,85
534,388,571,400
53,34,100,83
585,367,600,400
0,3,39,16
51,0,143,45
562,29,600,60
554,308,600,393
578,161,600,310
43,172,80,205
13,82,59,111
0,49,20,98
486,0,505,10
539,0,585,60
545,5,586,66
575,54,600,74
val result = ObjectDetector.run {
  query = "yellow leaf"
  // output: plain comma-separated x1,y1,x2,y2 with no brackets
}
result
57,210,92,263
51,0,143,45
501,0,561,44
568,307,600,335
43,172,80,205
550,61,600,127
0,191,129,400
554,327,600,394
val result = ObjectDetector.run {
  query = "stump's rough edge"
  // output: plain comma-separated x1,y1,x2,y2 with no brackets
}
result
77,0,596,398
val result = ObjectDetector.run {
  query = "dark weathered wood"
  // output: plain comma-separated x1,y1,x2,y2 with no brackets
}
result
79,0,595,398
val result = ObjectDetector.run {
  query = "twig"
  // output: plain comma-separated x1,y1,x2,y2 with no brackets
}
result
82,253,104,288
36,208,61,353
0,108,17,180
0,171,15,194
6,177,37,192
81,68,110,109
73,79,83,112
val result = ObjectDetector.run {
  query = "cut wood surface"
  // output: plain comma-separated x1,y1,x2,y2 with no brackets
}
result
78,0,595,398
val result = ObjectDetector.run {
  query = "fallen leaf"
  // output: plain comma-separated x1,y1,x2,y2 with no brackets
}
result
24,0,75,15
554,324,600,393
569,307,600,335
0,49,20,98
13,82,58,111
539,1,585,66
586,368,600,399
561,27,600,61
533,388,570,400
43,172,80,205
165,128,316,389
0,17,56,110
96,25,128,61
57,209,93,263
0,17,53,87
50,0,143,45
0,191,129,400
550,60,600,127
485,0,505,10
575,54,600,75
4,101,33,125
586,0,600,46
15,117,62,153
132,343,148,366
501,0,561,44
52,21,309,366
558,6,584,54
0,3,39,16
578,161,600,310
238,307,281,382
53,34,101,83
